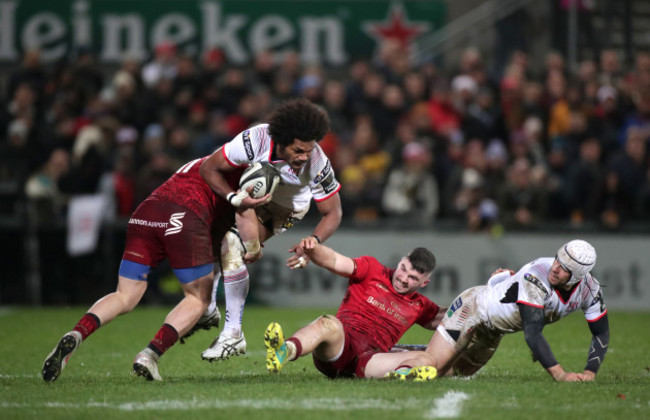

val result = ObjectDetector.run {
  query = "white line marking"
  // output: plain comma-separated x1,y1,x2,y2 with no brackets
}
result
426,391,470,418
2,398,425,412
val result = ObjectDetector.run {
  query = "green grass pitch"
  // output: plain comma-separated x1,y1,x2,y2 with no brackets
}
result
1,307,648,419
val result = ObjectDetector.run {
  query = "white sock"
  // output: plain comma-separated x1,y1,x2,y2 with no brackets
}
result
223,265,249,335
286,341,297,361
205,267,221,316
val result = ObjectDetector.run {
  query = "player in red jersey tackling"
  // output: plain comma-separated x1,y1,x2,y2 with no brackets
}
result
41,155,270,383
264,236,444,380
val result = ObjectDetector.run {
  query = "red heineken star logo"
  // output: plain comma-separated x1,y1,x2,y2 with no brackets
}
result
362,3,430,51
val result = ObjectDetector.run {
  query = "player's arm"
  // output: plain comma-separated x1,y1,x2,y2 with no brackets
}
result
199,148,269,208
582,314,609,381
311,193,343,243
235,207,262,264
421,307,447,330
299,236,354,277
518,303,583,382
287,193,342,268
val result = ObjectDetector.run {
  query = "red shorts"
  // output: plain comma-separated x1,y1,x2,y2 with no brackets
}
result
312,324,380,379
122,199,213,269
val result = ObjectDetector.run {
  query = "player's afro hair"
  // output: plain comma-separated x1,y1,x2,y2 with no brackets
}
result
407,247,436,275
266,98,330,147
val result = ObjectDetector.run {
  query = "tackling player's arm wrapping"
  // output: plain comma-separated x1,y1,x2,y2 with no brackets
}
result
584,314,609,375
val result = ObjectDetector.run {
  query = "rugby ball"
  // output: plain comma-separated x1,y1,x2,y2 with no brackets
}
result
239,162,281,198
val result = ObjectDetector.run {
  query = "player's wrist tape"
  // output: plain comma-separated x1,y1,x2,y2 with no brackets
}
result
227,191,248,207
244,239,261,255
311,234,322,244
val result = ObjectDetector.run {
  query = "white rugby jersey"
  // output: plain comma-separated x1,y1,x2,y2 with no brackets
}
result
477,257,607,333
222,123,340,210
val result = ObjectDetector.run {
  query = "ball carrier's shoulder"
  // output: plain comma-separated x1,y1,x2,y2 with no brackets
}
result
239,162,282,198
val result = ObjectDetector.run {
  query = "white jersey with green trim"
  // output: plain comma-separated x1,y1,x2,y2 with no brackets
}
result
222,123,340,210
477,257,607,333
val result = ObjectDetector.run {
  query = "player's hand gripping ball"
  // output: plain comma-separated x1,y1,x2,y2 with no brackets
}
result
239,162,281,198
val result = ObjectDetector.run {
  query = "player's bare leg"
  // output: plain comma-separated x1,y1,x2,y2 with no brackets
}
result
381,330,459,379
42,277,147,383
162,273,213,336
134,272,213,381
265,315,345,373
89,276,149,323
294,315,345,361
424,330,461,376
180,268,222,344
364,350,436,379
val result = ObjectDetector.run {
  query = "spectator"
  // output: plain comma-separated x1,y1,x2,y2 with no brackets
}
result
607,127,648,208
322,80,353,142
592,85,624,156
0,119,36,213
166,126,194,168
463,87,501,143
497,157,547,229
382,141,438,224
250,50,276,88
427,80,461,138
374,84,407,141
69,46,104,107
618,91,650,146
599,49,624,89
483,139,509,199
564,136,605,226
402,71,428,107
173,54,200,118
141,41,178,89
219,68,249,114
4,49,47,111
296,69,323,103
593,170,630,229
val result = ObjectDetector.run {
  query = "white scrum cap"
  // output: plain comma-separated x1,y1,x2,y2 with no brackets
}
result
555,239,597,287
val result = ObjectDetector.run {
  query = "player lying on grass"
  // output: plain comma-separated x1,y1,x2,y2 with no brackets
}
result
264,236,445,380
391,239,610,382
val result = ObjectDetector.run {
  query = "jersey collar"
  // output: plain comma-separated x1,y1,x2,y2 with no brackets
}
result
270,140,282,162
554,280,580,304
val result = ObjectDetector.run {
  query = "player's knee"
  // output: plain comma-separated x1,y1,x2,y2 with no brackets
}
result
194,274,215,305
413,351,436,367
316,314,340,333
114,290,140,313
221,231,245,271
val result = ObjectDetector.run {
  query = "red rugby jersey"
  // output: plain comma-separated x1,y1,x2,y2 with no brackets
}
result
148,156,242,227
335,256,439,352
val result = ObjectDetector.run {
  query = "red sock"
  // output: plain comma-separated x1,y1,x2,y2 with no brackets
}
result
286,337,302,359
148,324,179,356
73,313,100,340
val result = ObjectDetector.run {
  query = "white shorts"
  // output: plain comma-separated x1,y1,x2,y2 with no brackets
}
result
256,201,310,236
438,286,503,373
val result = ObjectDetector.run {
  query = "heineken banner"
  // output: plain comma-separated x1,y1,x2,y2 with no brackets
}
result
0,0,446,65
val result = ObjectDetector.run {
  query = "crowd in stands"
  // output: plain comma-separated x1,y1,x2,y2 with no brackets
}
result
2,40,650,233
